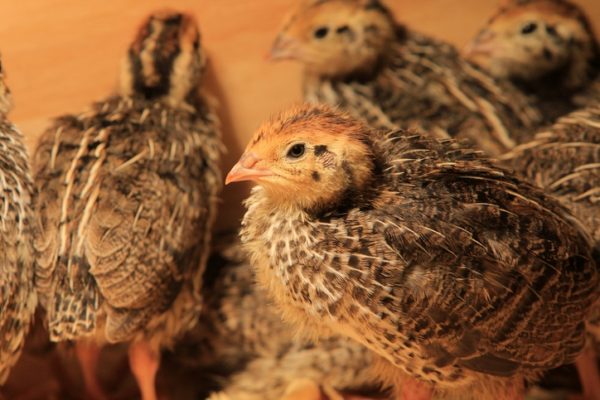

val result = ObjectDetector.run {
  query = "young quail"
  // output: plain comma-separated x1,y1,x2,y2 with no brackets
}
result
499,105,600,399
0,57,37,384
465,0,600,122
226,104,599,400
175,233,381,400
33,10,221,400
268,0,542,156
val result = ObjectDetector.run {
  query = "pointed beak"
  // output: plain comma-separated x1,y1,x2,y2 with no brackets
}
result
266,34,300,61
464,32,497,59
225,152,273,185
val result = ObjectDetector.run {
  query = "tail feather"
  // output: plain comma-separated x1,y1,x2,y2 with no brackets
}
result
48,279,98,341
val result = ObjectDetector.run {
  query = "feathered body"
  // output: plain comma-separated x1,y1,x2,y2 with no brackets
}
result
0,62,37,383
33,95,221,347
500,105,600,344
466,0,600,122
176,234,379,400
230,105,599,399
32,7,221,361
500,105,600,245
270,0,542,156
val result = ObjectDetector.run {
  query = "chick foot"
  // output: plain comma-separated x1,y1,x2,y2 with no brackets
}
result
129,341,160,400
281,378,325,400
396,379,432,400
572,346,600,400
75,341,109,400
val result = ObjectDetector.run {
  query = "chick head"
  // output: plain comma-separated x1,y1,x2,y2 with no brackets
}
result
120,9,206,107
226,104,377,212
465,0,598,90
269,0,397,78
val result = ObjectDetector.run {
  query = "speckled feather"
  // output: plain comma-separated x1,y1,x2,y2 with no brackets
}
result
500,106,600,339
239,106,599,399
32,13,222,350
500,105,600,244
175,234,380,400
0,69,37,383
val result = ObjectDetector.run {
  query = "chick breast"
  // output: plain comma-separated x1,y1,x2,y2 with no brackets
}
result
33,95,221,348
0,118,36,383
174,233,380,399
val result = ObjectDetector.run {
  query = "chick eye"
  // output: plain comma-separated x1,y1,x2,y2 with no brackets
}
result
521,22,537,35
286,143,306,159
313,26,329,39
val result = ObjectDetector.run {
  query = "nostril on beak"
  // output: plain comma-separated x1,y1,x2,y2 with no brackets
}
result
240,152,260,169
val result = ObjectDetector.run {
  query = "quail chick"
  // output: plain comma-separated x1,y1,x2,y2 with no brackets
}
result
173,232,382,400
226,104,599,400
0,57,37,383
32,10,221,400
499,105,600,400
268,0,542,156
465,0,600,122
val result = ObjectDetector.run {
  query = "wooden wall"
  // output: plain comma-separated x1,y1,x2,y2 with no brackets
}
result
0,0,598,230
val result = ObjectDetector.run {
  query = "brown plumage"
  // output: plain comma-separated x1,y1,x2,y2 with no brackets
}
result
465,0,600,121
32,10,221,400
499,105,600,245
269,0,542,156
175,233,381,400
0,57,37,383
499,106,600,399
226,104,599,400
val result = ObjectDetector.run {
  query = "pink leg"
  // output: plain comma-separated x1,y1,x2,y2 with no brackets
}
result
397,379,432,400
572,347,600,400
75,341,108,400
128,341,160,400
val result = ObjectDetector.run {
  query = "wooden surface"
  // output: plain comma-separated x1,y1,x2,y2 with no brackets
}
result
0,0,598,231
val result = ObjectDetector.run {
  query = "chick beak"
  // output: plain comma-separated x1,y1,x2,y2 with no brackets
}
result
266,34,300,61
464,31,497,58
225,152,273,185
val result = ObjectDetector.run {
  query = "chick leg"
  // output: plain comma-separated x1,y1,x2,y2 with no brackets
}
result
128,341,159,400
281,378,324,400
396,379,432,400
572,346,600,400
75,341,108,400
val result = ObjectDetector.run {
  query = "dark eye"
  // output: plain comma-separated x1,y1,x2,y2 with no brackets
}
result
521,22,537,35
313,26,329,39
287,143,306,159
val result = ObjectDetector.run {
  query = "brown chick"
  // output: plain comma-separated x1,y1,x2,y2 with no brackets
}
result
465,0,600,122
0,56,37,383
499,105,600,399
226,104,599,400
268,0,542,156
173,233,382,400
32,10,222,400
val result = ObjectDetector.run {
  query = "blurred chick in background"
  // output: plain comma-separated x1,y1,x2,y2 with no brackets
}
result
268,0,542,156
32,10,222,400
465,0,600,122
0,55,37,386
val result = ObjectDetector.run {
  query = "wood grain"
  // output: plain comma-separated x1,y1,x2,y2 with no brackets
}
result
0,0,597,230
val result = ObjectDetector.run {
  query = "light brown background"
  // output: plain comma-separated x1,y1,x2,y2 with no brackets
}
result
0,0,598,230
